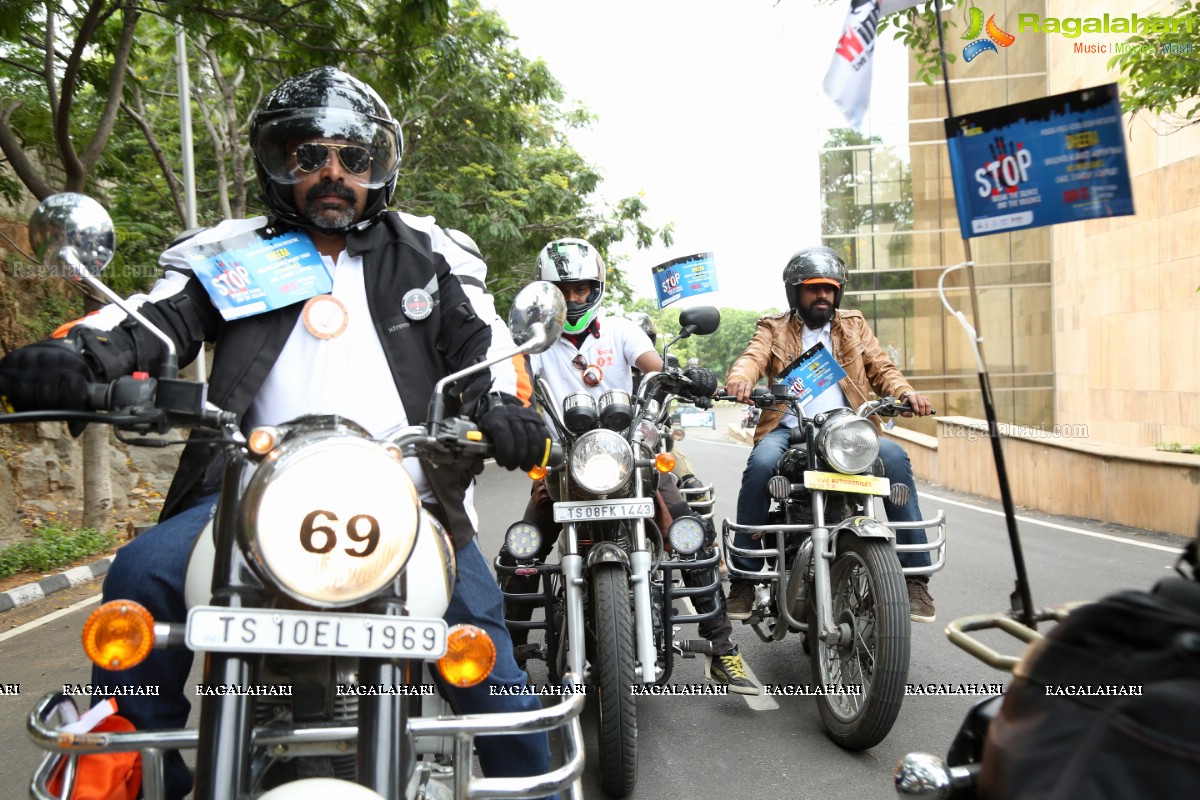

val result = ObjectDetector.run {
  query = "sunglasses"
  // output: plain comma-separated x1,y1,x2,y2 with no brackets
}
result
292,142,373,175
572,354,603,388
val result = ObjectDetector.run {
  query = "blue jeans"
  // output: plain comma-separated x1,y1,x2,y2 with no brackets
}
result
732,427,931,573
95,493,555,799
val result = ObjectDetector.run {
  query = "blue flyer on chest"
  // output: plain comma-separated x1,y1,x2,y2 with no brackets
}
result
945,83,1133,239
777,343,847,407
185,226,331,321
652,252,718,308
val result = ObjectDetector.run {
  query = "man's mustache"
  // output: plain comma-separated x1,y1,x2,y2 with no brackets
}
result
306,180,357,203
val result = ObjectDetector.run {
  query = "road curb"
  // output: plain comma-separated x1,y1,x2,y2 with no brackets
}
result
726,423,754,445
0,555,114,613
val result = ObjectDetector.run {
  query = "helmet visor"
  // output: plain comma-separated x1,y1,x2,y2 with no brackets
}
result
255,108,399,190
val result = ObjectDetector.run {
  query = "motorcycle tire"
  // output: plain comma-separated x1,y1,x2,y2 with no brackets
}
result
588,562,638,797
808,535,909,750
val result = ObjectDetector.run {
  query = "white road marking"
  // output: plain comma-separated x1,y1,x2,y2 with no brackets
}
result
0,593,101,643
921,491,1182,554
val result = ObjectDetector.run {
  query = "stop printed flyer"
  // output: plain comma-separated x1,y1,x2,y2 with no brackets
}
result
945,83,1134,239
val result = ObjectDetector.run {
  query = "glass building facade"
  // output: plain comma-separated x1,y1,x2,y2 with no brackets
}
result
819,0,1053,434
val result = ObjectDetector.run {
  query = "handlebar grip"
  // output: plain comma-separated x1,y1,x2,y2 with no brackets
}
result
546,441,565,469
87,375,157,412
86,382,112,411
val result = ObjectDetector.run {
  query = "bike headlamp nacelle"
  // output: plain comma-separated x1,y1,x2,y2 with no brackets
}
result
240,431,421,608
569,428,634,495
814,409,879,474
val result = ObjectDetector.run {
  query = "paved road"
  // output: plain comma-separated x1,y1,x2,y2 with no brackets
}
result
0,418,1184,799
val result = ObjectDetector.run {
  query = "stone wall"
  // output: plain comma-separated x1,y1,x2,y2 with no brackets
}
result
0,424,180,544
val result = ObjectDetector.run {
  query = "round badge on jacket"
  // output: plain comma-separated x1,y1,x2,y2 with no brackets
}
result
402,288,434,321
302,294,349,340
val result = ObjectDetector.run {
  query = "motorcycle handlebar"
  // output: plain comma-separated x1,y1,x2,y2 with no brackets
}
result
715,391,937,417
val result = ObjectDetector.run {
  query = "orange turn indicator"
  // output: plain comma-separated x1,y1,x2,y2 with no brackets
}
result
82,601,156,671
437,624,496,688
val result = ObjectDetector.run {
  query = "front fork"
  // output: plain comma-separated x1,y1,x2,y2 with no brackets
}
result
194,448,409,799
561,481,659,685
807,493,838,644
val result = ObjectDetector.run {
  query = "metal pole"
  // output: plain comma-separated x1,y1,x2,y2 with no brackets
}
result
933,0,1035,629
175,22,206,380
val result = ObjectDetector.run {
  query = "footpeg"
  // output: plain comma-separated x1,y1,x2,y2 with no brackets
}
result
514,643,543,661
677,639,713,658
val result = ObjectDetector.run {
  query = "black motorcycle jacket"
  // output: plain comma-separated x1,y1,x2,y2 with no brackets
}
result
62,211,528,548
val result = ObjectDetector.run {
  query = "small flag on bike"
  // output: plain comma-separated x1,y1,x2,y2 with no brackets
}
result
651,252,718,308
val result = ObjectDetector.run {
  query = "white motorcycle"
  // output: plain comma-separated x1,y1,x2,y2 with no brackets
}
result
16,193,585,800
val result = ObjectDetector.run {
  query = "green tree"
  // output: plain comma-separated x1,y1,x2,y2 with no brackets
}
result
619,298,779,381
0,0,669,525
1106,1,1200,129
394,4,671,314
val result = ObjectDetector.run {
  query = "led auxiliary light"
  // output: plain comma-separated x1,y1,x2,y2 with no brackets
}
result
505,521,543,560
667,517,706,556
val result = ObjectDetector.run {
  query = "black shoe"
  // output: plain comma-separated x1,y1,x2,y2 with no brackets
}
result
706,651,761,695
907,577,936,623
726,581,755,620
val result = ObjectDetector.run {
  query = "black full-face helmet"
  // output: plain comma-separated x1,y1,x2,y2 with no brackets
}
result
250,67,402,233
782,246,848,310
625,311,658,346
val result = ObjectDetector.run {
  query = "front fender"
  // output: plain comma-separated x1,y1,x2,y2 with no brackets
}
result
585,541,630,571
831,515,895,545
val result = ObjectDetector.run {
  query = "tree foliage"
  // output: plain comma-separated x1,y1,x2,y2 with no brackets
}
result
0,0,669,305
1106,2,1200,130
620,298,778,382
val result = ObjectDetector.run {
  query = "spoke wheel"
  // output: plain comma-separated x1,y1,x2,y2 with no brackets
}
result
809,536,909,750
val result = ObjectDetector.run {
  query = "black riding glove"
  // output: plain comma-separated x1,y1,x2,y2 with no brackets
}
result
682,366,717,402
0,339,92,413
476,393,552,472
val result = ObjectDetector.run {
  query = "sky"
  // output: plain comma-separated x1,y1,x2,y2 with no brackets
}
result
484,0,911,312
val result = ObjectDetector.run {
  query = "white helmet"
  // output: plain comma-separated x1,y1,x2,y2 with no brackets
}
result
536,238,605,333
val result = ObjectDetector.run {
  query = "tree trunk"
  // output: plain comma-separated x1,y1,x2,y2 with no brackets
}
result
80,295,111,531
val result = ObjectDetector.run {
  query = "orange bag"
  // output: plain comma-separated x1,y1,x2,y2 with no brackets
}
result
48,714,142,800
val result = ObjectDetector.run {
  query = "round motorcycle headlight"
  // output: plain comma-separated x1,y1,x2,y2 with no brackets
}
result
668,517,706,556
569,428,634,495
242,434,420,608
815,411,880,474
505,521,542,560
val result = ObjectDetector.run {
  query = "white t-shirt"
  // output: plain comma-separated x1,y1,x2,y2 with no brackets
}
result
530,314,655,439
